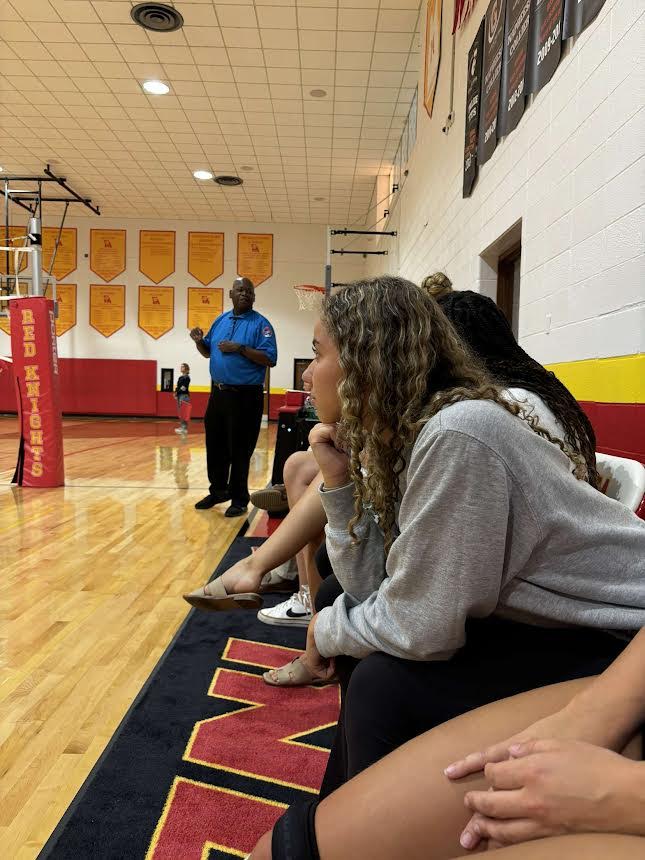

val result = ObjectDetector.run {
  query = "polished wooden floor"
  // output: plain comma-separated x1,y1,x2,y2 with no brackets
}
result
0,415,275,858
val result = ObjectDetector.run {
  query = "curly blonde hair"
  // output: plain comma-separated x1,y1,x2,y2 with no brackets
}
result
321,277,587,553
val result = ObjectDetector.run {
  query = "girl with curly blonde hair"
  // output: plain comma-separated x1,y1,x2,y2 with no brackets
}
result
247,275,645,860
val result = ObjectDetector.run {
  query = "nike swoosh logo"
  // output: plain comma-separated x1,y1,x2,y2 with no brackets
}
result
286,608,308,618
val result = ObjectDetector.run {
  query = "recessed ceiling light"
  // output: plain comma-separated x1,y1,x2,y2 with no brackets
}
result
0,166,3,172
193,169,213,180
143,80,169,95
309,88,327,98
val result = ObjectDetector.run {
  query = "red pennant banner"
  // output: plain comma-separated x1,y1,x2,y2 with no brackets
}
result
9,297,65,487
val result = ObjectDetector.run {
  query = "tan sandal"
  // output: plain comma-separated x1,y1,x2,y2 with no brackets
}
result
183,577,263,612
263,657,336,687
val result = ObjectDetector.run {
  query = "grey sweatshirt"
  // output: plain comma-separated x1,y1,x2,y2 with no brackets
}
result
314,395,645,660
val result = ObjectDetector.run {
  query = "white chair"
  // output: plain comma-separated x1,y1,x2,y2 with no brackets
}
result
595,452,645,519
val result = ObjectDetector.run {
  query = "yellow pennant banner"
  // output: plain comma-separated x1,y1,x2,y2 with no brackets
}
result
237,232,273,287
1,226,28,275
187,287,223,333
139,230,175,284
90,284,126,337
138,285,174,339
90,229,127,282
42,227,77,281
45,282,77,336
188,232,224,285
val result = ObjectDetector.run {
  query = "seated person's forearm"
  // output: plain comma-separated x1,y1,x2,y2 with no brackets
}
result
250,476,326,574
563,628,645,749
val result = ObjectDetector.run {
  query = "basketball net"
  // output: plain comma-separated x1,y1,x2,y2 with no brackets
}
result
293,284,325,312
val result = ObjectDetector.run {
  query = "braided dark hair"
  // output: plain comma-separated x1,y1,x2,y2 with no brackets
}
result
437,290,599,488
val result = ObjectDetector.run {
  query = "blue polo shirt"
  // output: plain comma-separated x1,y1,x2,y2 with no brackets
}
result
202,309,277,385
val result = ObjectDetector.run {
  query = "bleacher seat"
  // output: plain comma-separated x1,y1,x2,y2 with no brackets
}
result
596,452,645,520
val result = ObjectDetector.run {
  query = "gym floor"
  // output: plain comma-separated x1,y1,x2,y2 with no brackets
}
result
0,415,276,858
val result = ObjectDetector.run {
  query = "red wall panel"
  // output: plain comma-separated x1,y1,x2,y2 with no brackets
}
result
59,358,157,415
0,357,156,416
580,401,645,464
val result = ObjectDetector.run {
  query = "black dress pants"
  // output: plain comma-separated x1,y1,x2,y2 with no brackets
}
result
203,384,264,507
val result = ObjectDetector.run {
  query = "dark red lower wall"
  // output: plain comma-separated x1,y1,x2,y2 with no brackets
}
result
0,357,290,420
0,359,643,463
580,401,645,464
0,357,157,416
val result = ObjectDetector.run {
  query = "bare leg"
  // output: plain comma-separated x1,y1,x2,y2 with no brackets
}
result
283,451,323,599
209,471,326,595
302,533,324,601
305,678,641,860
456,834,645,859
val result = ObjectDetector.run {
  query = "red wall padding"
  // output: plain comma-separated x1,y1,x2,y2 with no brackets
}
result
1,358,643,463
0,357,157,416
580,401,645,464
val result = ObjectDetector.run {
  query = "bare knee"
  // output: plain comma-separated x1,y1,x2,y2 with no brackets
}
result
248,829,272,860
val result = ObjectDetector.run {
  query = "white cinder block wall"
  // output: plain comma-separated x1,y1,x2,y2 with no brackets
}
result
367,0,644,367
0,216,364,391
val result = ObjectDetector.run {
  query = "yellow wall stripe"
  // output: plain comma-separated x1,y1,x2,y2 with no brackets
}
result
545,354,645,403
156,385,288,394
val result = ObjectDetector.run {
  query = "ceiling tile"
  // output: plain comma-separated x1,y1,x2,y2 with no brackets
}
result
338,8,377,30
301,50,335,69
299,30,336,50
261,29,299,49
297,7,336,30
51,1,100,22
267,67,301,84
336,52,371,70
183,27,224,47
377,9,420,32
336,31,373,52
262,49,299,67
215,5,257,27
256,6,297,28
221,27,261,48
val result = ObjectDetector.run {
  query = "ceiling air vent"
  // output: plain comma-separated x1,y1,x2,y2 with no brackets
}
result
131,3,184,32
214,175,243,187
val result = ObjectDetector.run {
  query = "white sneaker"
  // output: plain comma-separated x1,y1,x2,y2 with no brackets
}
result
257,587,312,627
174,427,187,435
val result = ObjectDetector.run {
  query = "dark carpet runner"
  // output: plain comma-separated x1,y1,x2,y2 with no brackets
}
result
39,537,339,860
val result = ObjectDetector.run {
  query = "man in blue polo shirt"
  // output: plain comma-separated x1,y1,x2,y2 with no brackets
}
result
190,277,277,517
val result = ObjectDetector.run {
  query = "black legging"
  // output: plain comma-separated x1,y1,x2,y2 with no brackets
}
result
270,543,630,859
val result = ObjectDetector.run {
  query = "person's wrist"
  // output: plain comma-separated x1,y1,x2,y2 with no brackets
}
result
561,696,635,750
610,758,645,836
321,472,350,490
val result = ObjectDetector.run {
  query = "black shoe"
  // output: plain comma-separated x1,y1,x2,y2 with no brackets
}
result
224,504,248,518
195,493,230,510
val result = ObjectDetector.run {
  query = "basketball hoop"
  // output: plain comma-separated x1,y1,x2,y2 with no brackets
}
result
293,284,325,311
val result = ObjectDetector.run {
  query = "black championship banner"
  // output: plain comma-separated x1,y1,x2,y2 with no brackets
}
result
498,0,531,137
463,20,485,197
563,0,606,38
478,0,507,166
527,0,564,94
